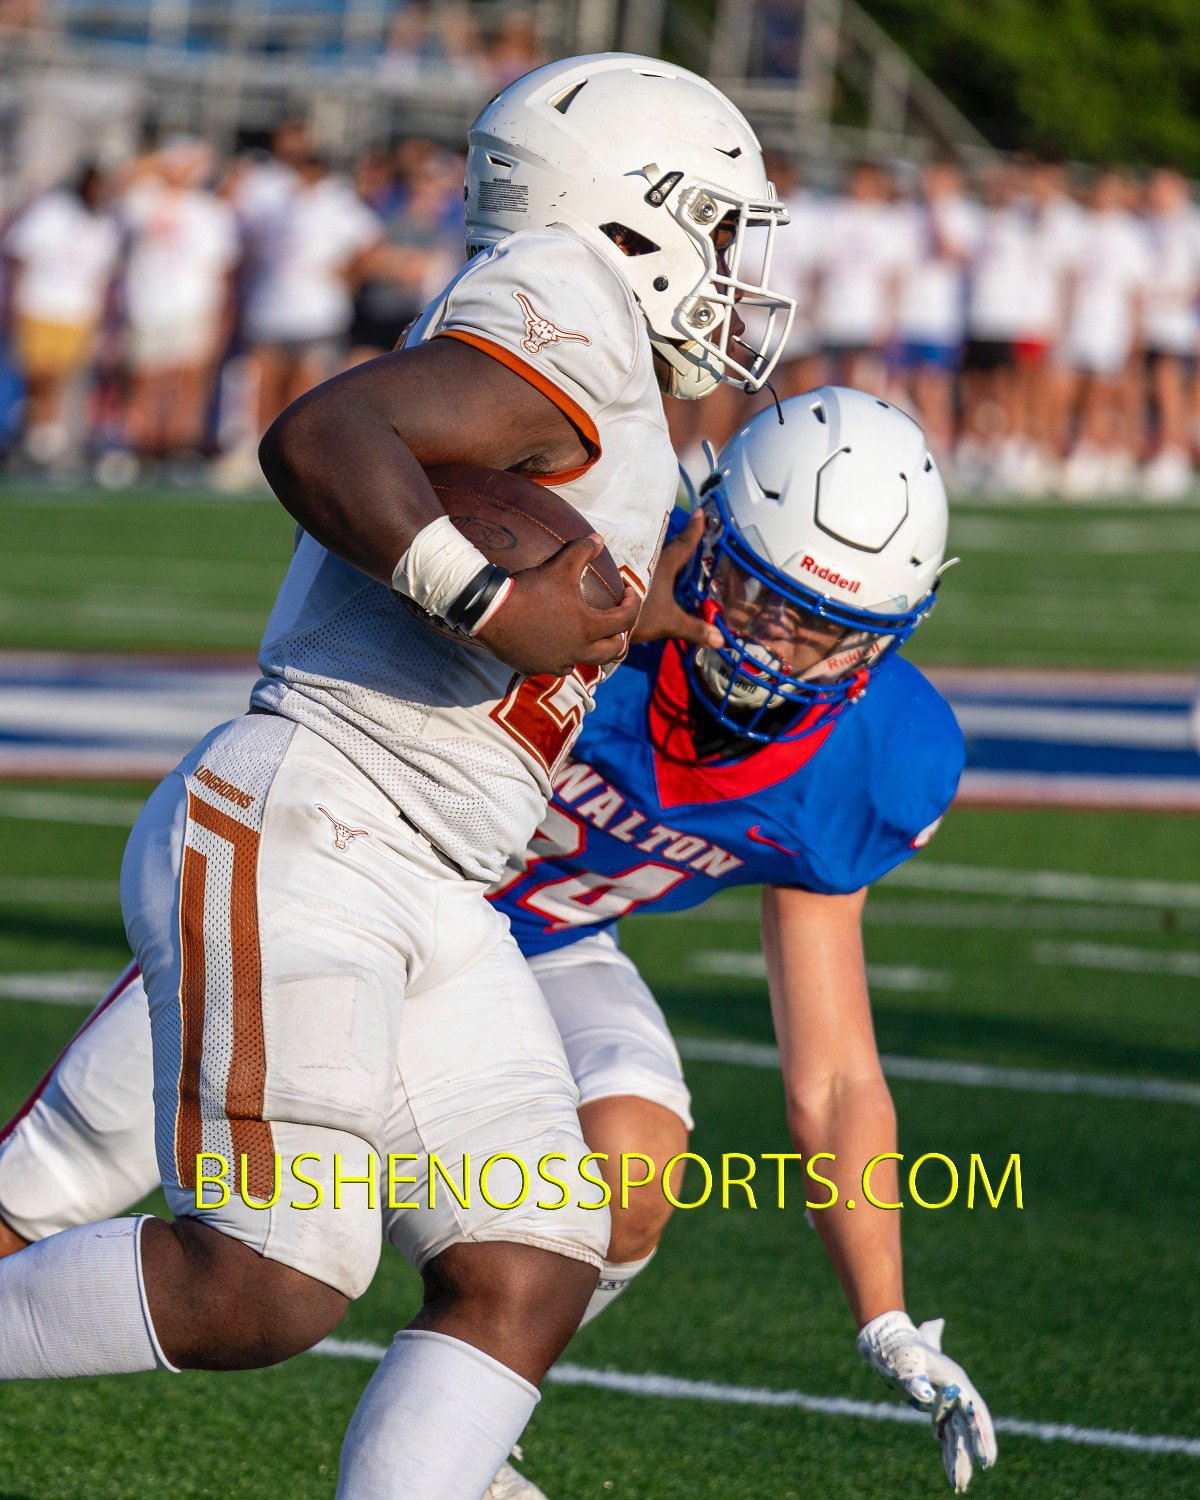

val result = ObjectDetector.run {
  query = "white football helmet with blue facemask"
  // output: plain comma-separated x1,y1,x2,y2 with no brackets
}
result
678,387,953,741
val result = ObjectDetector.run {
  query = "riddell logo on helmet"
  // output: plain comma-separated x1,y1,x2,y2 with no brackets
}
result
799,555,861,594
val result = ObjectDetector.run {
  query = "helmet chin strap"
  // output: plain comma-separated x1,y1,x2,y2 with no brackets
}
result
650,335,722,400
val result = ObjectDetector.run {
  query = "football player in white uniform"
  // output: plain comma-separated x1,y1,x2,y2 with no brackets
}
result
0,395,996,1496
0,54,795,1500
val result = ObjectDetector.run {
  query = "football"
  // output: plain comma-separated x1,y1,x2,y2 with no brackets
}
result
425,463,624,609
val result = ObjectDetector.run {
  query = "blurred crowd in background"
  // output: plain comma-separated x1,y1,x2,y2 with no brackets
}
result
4,116,1200,500
686,155,1200,501
0,122,468,489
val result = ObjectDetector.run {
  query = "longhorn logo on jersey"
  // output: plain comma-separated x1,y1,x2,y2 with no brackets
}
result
316,805,371,852
512,291,591,357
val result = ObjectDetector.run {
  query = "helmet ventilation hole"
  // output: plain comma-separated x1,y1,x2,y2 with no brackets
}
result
811,402,826,424
600,222,661,257
550,80,588,113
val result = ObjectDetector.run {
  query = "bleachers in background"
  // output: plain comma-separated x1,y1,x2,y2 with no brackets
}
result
0,1,992,170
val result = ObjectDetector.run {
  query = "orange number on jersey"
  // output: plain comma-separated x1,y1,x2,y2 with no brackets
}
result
490,664,603,779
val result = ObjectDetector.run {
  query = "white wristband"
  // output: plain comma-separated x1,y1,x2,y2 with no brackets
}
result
391,515,492,618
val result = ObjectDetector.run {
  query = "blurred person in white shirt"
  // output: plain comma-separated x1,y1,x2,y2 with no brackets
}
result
1017,158,1086,490
767,155,825,399
959,164,1034,490
1140,168,1200,498
1061,170,1151,497
2,164,119,466
894,160,978,461
241,151,382,438
119,138,239,465
234,119,313,234
811,161,906,391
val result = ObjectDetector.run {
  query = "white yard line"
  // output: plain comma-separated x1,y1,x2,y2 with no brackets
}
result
2,792,1198,911
1033,941,1200,978
0,878,120,905
690,952,948,992
0,789,145,826
676,1037,1200,1108
5,961,1196,1105
672,864,1200,915
0,971,116,1003
312,1338,1200,1458
669,896,1200,932
866,899,1200,933
886,861,1200,911
948,515,1200,555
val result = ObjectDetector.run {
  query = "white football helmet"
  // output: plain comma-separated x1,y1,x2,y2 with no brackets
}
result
678,387,953,740
464,53,796,397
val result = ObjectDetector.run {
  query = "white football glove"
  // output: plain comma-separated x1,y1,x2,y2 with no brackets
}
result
856,1310,997,1492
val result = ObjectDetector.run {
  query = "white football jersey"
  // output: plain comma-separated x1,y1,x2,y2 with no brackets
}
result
1065,209,1151,362
812,198,908,345
252,228,677,881
966,205,1035,340
897,194,980,345
1143,206,1200,353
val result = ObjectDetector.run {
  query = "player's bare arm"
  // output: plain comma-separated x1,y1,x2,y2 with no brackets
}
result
259,336,640,675
763,880,996,1489
760,883,904,1325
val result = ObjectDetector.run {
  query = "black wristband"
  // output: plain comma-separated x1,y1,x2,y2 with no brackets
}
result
442,562,511,635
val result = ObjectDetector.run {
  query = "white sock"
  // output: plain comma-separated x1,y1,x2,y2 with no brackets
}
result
0,1215,176,1379
336,1330,539,1500
579,1250,655,1328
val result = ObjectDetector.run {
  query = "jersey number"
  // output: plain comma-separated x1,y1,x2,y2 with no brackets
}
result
491,665,603,778
520,861,688,928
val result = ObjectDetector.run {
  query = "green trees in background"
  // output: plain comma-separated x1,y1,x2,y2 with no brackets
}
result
868,0,1200,168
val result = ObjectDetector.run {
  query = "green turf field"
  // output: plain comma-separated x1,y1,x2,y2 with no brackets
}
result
0,788,1197,1498
0,489,1197,1497
0,488,1197,665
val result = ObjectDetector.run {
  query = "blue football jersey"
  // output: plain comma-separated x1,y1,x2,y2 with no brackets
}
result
493,635,965,957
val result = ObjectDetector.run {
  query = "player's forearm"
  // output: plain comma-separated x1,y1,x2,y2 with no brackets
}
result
258,360,445,587
788,1074,905,1328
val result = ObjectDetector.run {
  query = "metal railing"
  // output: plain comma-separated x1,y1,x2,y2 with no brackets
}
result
0,0,994,177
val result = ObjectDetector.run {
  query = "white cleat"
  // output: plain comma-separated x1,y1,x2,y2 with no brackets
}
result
1061,443,1106,501
1141,447,1194,501
485,1455,549,1499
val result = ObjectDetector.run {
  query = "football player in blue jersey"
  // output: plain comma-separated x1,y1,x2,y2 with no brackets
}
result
0,389,995,1495
491,387,995,1493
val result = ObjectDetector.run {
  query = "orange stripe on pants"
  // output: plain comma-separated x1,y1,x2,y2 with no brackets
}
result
179,794,275,1202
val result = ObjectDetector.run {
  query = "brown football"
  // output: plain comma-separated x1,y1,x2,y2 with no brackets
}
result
425,463,624,609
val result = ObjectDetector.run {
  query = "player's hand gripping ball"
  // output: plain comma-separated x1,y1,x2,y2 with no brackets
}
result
423,464,637,676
